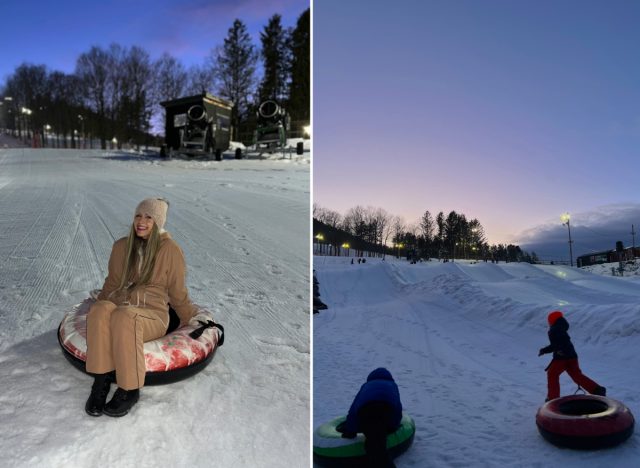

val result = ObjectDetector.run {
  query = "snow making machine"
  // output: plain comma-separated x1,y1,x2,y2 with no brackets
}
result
161,92,234,160
253,100,290,157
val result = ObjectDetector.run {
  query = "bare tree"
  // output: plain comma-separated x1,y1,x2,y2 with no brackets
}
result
185,63,216,95
313,204,342,228
122,46,153,148
76,46,110,148
152,53,187,134
391,216,406,245
342,205,366,237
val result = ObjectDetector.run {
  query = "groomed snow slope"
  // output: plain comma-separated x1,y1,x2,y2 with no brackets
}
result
314,256,640,467
0,148,310,468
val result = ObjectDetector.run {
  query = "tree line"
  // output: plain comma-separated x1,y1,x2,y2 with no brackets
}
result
0,9,309,149
314,204,539,263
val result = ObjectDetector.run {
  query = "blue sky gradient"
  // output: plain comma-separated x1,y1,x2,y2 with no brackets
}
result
0,0,308,82
314,0,640,260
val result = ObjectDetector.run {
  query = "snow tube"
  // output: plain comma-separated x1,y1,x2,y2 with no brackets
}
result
536,395,634,449
58,294,223,385
313,413,415,467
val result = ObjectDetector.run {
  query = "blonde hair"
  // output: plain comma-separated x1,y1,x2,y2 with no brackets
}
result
117,222,162,290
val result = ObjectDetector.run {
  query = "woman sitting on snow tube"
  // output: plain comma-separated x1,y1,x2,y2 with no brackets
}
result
58,294,223,384
315,367,410,467
82,197,217,418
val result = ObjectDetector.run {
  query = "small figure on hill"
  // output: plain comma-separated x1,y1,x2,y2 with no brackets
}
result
351,258,354,265
538,310,606,401
336,367,403,468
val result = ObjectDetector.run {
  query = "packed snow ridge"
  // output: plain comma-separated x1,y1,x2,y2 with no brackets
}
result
314,256,640,467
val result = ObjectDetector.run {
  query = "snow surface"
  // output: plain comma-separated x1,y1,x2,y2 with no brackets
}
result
314,256,640,467
0,148,310,467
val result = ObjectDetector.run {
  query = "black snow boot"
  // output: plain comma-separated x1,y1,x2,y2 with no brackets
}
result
85,373,113,417
593,386,607,397
103,388,140,417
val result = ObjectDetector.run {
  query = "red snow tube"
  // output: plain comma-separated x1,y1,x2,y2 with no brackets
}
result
58,296,223,385
536,395,634,449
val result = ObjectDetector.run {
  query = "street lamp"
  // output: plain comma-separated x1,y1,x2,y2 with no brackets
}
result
78,115,85,149
341,242,350,257
44,124,51,147
21,107,32,144
560,213,574,267
4,97,15,136
315,233,324,255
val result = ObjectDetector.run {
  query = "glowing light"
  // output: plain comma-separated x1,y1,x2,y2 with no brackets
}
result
303,125,310,136
560,213,570,223
315,233,324,241
341,242,350,249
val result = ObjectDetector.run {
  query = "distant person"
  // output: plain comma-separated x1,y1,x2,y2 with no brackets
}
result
351,258,354,265
538,311,606,401
84,198,198,417
336,368,403,468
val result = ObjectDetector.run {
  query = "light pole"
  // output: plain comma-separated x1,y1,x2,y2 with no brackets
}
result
44,124,51,147
4,96,14,135
561,213,574,267
315,233,324,255
341,242,350,257
78,115,85,149
21,107,32,144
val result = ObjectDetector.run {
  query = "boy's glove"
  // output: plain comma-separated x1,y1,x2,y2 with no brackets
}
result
335,421,357,439
538,348,545,356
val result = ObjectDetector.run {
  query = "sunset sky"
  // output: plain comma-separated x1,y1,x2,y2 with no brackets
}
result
314,0,640,260
0,0,308,83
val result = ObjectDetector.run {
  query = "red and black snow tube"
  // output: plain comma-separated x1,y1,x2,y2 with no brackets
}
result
536,395,634,449
58,296,223,385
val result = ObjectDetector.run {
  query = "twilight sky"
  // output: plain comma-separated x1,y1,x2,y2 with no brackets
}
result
0,0,308,84
314,0,640,260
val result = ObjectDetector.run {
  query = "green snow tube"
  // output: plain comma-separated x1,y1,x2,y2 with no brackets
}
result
313,413,415,467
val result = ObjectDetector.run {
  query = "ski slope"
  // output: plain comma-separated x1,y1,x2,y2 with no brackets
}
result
314,256,640,467
0,148,310,467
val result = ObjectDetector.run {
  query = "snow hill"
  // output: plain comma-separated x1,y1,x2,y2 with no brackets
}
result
313,256,640,467
0,148,309,467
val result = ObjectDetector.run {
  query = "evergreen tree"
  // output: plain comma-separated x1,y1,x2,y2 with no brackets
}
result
214,19,258,141
287,8,310,134
258,14,290,104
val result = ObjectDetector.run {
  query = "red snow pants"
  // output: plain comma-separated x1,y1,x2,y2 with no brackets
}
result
546,358,599,400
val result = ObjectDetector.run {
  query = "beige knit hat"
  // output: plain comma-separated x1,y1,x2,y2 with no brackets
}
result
134,198,169,230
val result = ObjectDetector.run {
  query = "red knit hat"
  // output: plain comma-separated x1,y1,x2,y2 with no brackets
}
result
548,310,563,326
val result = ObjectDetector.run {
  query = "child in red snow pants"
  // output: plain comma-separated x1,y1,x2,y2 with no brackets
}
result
546,358,600,400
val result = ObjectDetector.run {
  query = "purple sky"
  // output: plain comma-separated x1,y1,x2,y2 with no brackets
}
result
314,1,640,260
0,0,308,83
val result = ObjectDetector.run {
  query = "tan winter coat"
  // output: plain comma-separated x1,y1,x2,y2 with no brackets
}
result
97,232,197,326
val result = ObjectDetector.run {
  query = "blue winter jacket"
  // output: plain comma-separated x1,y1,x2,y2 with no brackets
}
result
342,367,403,434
